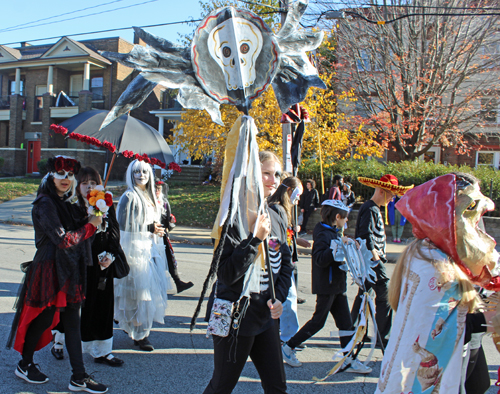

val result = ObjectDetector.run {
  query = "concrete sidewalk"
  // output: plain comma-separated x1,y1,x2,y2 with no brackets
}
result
0,194,407,261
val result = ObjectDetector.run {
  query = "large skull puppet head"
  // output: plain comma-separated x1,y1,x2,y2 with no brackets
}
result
207,17,263,91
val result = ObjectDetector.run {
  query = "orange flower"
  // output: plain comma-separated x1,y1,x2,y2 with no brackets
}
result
90,190,98,197
89,197,97,206
96,192,106,200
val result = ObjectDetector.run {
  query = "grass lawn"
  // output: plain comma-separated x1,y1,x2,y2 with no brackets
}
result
0,178,221,229
0,178,40,203
168,184,220,228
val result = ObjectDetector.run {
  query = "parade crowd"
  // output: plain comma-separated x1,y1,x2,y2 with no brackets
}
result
5,154,497,394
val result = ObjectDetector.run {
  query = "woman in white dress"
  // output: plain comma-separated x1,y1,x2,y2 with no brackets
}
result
114,159,171,351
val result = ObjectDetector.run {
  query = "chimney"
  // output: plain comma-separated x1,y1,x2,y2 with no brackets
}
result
20,42,32,47
133,31,145,46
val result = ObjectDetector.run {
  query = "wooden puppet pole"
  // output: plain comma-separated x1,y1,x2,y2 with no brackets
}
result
103,152,117,188
317,129,325,195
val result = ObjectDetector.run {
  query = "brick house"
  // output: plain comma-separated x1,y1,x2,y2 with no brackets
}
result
331,6,500,171
0,35,165,177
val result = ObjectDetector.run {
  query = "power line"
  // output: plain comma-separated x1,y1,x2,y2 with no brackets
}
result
322,9,500,25
0,7,286,46
0,19,202,46
310,0,500,11
0,0,159,34
0,0,126,33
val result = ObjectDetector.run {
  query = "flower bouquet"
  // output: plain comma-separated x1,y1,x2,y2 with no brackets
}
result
87,185,113,216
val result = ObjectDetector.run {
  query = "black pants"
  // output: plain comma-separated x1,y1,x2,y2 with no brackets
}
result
203,321,287,394
465,346,490,394
351,262,392,343
301,208,314,233
287,293,353,350
22,306,85,379
164,236,181,283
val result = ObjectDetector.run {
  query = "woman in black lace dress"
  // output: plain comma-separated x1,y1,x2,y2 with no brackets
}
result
7,156,107,393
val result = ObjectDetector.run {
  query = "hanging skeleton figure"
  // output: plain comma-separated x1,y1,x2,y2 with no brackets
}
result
98,0,325,341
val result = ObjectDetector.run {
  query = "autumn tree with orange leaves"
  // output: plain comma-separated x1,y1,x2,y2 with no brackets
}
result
311,0,500,161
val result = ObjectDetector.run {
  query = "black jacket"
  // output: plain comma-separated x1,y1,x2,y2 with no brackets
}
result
299,188,320,211
355,200,387,263
311,222,347,295
213,204,293,336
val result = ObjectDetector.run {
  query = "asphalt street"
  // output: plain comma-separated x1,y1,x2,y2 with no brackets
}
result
0,222,499,394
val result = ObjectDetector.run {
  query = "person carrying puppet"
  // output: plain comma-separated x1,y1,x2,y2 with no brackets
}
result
375,172,500,394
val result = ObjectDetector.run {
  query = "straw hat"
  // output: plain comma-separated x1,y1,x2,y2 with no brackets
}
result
358,174,413,196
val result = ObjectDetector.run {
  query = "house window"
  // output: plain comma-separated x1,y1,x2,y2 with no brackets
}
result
9,80,24,95
482,42,500,68
356,49,384,72
420,146,441,164
476,151,500,169
480,97,498,123
90,76,104,109
90,76,103,96
356,50,371,72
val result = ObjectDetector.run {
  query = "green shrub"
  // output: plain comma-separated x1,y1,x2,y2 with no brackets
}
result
37,159,48,176
298,159,500,216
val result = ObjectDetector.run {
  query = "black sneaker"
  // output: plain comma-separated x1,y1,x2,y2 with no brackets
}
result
134,337,154,351
15,361,49,384
68,374,108,393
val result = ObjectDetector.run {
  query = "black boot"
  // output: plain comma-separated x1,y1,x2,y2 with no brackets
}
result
175,280,194,294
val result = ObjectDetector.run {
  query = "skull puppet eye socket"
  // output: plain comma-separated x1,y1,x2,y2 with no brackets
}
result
240,43,250,54
222,46,231,58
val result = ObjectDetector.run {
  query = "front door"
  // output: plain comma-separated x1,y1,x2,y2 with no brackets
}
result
27,140,41,173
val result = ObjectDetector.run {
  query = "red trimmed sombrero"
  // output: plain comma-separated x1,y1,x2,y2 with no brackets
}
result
358,174,413,196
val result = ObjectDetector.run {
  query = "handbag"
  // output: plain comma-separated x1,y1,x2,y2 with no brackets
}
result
206,270,253,338
113,254,130,279
206,297,234,337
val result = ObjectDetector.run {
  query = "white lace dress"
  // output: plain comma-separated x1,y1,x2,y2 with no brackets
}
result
114,191,172,341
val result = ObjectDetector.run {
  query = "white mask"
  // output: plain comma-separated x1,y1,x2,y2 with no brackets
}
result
51,171,75,181
134,169,149,186
290,187,301,205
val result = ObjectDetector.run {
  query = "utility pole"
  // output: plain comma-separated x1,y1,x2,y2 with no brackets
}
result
280,0,293,174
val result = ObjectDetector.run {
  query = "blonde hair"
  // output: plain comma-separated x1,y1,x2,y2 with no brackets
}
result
259,151,280,165
389,239,479,313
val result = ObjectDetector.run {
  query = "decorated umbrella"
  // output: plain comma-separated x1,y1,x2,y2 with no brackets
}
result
50,109,176,186
97,0,325,337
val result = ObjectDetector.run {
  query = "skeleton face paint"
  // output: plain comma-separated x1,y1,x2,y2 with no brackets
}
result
455,182,498,277
51,170,75,181
134,169,149,186
208,17,263,90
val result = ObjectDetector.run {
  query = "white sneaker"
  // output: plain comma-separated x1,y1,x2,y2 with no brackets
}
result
281,344,302,367
343,357,372,374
